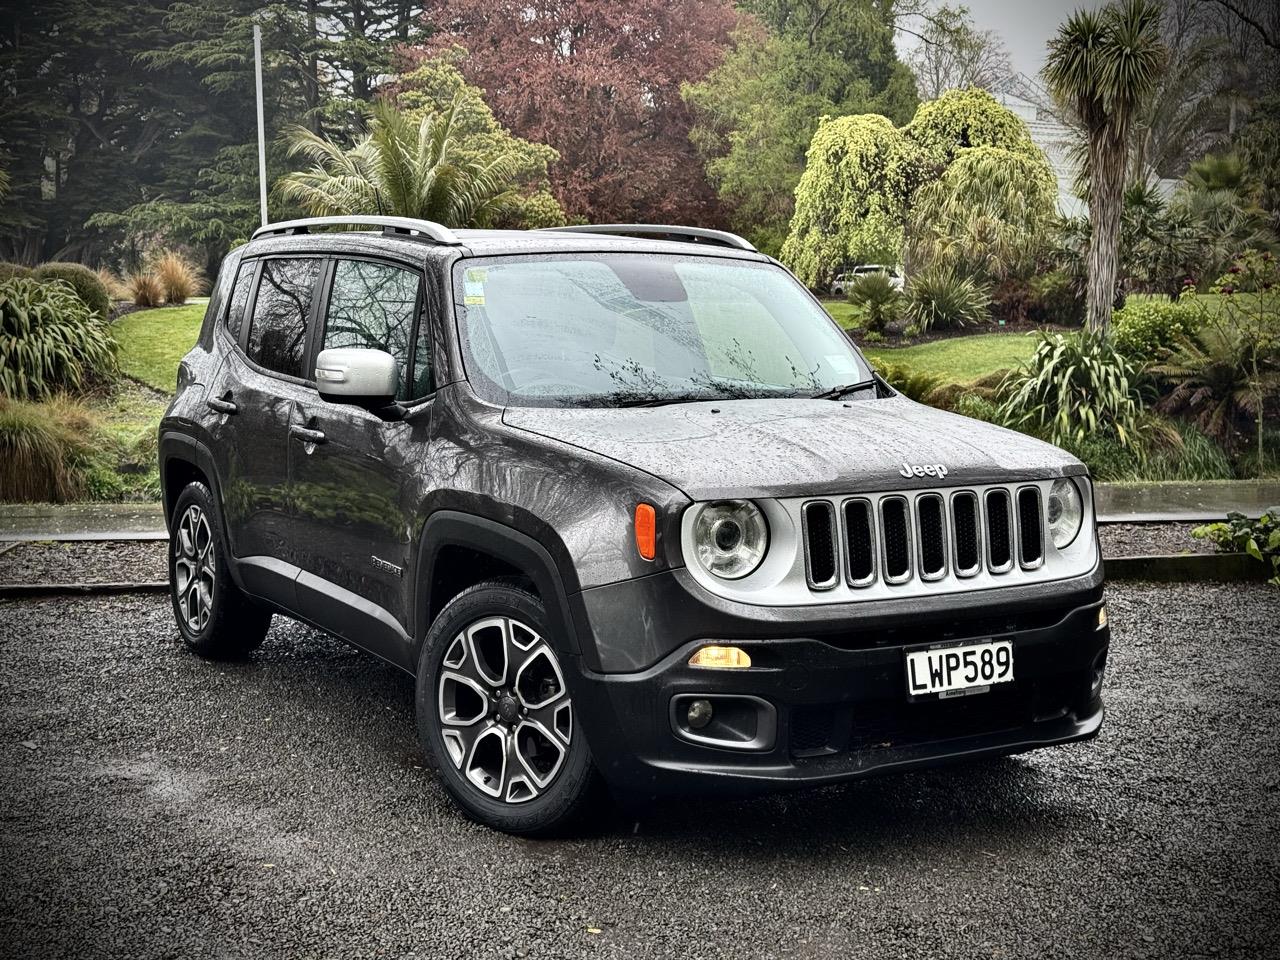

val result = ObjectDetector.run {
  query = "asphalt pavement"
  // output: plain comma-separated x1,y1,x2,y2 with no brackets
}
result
1,582,1278,959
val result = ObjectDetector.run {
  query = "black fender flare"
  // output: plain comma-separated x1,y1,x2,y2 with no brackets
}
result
414,511,583,663
158,430,224,528
157,429,250,593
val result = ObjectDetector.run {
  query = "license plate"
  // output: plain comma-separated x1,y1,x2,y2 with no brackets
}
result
905,639,1014,699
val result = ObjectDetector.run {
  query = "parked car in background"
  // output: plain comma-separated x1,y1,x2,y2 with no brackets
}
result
831,264,904,296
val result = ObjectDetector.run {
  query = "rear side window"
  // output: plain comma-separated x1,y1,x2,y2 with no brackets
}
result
224,261,256,339
322,259,425,400
247,258,322,379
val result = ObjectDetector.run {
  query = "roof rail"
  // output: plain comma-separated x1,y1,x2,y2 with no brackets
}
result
538,224,757,252
250,216,461,245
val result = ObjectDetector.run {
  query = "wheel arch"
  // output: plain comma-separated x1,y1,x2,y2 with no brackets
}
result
158,431,242,578
415,511,584,665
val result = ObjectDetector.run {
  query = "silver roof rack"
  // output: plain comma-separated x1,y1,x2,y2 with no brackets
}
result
251,216,461,245
538,224,757,252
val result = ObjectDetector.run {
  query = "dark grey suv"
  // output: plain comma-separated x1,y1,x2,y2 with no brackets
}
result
160,216,1109,834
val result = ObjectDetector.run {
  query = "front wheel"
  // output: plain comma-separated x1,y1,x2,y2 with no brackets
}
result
416,580,604,835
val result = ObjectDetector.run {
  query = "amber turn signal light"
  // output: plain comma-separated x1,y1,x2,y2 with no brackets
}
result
634,503,656,560
688,645,752,669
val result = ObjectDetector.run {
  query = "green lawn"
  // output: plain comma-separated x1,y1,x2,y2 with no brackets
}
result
114,303,205,391
861,334,1037,382
819,298,862,328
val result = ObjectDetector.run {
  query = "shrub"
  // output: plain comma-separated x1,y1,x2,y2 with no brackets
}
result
1136,423,1236,481
1112,298,1202,366
905,266,991,332
1058,433,1139,480
1029,269,1085,326
991,277,1035,324
32,261,111,319
846,272,902,332
0,395,99,502
1212,250,1279,294
952,394,1004,424
997,330,1143,450
0,262,33,281
1151,322,1277,452
96,267,130,302
150,250,205,304
1193,509,1280,585
0,278,119,400
128,271,164,307
871,360,945,402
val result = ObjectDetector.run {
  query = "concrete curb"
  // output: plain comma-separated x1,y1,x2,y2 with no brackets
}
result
0,581,168,598
1095,482,1280,522
1105,553,1273,583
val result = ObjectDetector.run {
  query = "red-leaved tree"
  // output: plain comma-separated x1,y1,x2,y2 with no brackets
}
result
405,0,740,224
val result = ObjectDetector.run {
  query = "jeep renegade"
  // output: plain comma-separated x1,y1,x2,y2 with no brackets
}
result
160,216,1108,835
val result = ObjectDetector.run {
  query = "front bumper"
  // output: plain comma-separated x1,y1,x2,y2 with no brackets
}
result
567,570,1108,797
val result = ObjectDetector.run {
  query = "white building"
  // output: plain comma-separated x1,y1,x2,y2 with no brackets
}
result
992,73,1086,217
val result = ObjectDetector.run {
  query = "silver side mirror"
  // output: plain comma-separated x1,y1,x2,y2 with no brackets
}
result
315,347,398,406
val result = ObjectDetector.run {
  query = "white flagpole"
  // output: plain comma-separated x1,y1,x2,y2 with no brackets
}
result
254,24,268,227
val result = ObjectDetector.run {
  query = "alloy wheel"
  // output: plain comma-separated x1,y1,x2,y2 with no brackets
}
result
173,504,216,633
437,616,573,804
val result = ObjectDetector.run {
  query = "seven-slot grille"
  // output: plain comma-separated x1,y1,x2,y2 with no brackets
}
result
803,486,1046,590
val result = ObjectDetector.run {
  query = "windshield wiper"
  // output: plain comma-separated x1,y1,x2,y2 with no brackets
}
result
610,393,726,408
810,378,878,401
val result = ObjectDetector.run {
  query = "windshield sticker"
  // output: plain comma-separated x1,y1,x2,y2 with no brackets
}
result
465,268,488,283
464,278,486,306
825,354,857,377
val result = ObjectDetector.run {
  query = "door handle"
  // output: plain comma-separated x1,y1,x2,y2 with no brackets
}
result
206,396,238,415
290,426,327,445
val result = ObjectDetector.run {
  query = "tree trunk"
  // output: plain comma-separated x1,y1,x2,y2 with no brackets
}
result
1085,128,1126,335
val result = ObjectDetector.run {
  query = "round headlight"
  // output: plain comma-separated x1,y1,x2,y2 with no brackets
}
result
692,500,769,580
1047,478,1084,549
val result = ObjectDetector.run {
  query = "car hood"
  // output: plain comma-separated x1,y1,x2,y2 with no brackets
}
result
502,396,1083,501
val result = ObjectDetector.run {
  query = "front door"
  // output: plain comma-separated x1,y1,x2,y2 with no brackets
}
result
289,255,433,667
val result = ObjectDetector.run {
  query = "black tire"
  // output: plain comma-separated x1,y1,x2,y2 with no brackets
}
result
416,579,605,836
168,481,271,659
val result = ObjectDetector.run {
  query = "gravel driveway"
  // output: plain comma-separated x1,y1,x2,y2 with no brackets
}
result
1,583,1278,959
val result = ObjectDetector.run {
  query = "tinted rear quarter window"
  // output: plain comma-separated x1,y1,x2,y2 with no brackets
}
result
225,261,256,340
247,258,322,379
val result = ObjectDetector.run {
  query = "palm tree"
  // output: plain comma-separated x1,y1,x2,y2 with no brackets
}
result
277,99,521,227
1044,0,1165,333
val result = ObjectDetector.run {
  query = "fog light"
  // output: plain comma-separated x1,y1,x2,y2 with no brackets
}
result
1096,605,1108,630
689,645,752,669
686,699,714,729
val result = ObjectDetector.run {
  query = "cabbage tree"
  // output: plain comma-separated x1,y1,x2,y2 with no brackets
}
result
1044,0,1165,333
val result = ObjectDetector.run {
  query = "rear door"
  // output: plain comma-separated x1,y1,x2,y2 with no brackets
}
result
209,255,325,602
290,254,434,664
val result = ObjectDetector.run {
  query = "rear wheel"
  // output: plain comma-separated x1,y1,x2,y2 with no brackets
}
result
416,580,603,835
168,481,271,659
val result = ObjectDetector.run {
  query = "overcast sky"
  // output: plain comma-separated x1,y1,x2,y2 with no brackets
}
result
906,0,1108,82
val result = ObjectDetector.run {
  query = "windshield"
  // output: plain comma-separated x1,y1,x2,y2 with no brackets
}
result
453,254,873,408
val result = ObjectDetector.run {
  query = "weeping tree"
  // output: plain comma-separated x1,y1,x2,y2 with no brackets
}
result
904,145,1058,283
276,99,522,227
1044,0,1166,334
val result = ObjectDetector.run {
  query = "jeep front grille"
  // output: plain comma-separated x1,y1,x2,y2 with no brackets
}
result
799,483,1063,592
679,478,1097,606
